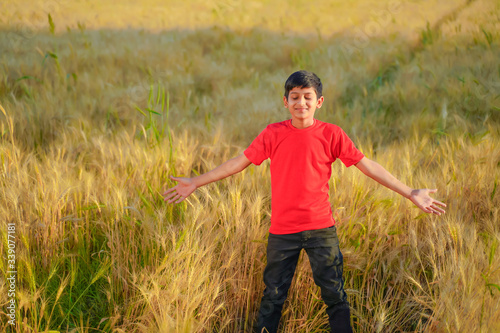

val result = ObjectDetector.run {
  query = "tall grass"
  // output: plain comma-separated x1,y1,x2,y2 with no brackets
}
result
1,0,499,332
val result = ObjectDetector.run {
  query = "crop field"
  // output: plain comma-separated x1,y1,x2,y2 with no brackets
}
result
0,0,499,332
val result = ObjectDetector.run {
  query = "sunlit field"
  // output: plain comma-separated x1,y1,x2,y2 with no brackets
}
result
1,0,499,332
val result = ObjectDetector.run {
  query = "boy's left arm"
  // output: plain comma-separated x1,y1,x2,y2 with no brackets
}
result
354,157,446,215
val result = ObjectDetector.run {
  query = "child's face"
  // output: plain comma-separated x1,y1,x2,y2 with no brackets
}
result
284,87,324,128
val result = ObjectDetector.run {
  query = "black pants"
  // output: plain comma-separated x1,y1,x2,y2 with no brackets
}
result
256,226,353,333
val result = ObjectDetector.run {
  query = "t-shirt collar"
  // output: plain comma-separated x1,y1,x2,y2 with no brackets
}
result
287,118,317,131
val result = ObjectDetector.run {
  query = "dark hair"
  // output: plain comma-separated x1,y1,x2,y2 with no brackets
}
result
284,70,323,99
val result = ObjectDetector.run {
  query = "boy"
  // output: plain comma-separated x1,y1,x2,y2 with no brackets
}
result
163,70,446,333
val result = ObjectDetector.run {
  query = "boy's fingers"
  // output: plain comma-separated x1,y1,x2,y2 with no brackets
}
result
434,200,446,207
163,190,174,198
167,194,180,203
163,187,176,195
434,207,446,214
175,196,185,204
164,191,178,201
426,206,437,214
431,205,446,214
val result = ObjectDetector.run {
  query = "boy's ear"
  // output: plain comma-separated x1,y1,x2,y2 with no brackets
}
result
316,96,324,108
283,95,288,108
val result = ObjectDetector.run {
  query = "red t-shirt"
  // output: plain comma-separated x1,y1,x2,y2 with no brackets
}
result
244,119,364,234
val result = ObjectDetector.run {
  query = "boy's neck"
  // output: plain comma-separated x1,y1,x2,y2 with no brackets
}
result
291,118,315,129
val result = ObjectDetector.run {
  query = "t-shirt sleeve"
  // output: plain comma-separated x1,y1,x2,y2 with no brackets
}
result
244,127,271,165
333,128,364,167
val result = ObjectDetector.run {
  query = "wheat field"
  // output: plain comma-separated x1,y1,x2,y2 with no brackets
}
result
1,0,499,332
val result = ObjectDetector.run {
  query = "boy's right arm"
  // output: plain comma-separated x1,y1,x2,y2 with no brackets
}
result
163,153,252,204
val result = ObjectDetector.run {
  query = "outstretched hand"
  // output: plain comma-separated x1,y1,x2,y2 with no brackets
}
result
163,176,197,204
410,189,446,215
